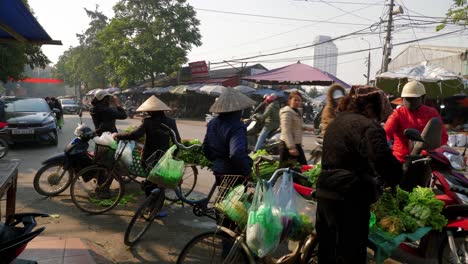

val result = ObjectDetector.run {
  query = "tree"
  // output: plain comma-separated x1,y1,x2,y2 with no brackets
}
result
0,1,50,83
98,0,202,87
437,0,468,31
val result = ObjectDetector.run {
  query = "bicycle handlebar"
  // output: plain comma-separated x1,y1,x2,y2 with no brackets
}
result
268,168,308,184
160,123,201,150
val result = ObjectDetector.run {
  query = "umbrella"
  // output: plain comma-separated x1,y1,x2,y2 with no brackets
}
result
311,94,326,106
85,89,99,96
199,85,227,95
376,64,467,99
106,87,120,94
186,84,203,91
252,89,285,97
171,85,189,95
233,85,256,94
143,86,174,95
242,61,349,86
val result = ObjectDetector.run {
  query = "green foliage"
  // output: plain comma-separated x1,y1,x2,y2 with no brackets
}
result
372,187,447,236
303,163,321,188
97,0,202,87
438,0,468,31
0,43,50,83
176,139,212,169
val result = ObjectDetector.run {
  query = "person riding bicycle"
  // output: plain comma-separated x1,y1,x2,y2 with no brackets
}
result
90,89,127,136
253,94,280,152
50,97,64,129
202,88,256,184
384,81,448,163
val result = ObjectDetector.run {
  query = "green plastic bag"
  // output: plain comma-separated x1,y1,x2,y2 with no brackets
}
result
128,148,147,177
216,185,249,228
246,180,283,258
148,145,184,188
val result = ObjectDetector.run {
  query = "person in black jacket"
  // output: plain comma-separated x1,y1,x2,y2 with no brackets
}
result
90,90,127,136
113,95,180,168
315,86,402,264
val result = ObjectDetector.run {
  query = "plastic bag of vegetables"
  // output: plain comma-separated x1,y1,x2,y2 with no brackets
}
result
215,185,250,228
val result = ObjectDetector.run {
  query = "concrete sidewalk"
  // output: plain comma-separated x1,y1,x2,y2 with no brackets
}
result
14,237,102,264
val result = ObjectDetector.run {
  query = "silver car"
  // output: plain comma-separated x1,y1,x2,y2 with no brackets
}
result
59,99,80,114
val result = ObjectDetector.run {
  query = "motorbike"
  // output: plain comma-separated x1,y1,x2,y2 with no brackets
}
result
244,115,281,155
33,110,95,197
125,106,135,119
373,128,468,264
0,213,49,263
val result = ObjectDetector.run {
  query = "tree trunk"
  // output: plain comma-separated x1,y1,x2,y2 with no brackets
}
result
151,74,155,88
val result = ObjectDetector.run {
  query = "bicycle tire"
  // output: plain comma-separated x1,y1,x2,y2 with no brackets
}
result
124,189,165,246
0,138,8,159
70,165,124,214
438,231,467,264
33,162,73,197
165,165,198,202
177,230,250,264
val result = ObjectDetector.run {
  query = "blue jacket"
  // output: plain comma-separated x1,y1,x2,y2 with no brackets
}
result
202,111,252,176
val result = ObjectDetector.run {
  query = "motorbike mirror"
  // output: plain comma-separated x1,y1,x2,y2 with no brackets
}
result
404,128,424,142
52,108,60,113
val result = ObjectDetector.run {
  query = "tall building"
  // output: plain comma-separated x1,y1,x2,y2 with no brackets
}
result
313,35,338,76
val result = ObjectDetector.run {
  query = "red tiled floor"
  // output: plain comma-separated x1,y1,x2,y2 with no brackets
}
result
15,237,97,264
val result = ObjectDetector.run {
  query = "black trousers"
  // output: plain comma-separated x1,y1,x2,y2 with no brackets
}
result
279,141,307,167
316,197,370,264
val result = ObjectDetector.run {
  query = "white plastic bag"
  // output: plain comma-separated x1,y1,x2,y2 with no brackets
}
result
116,141,135,168
93,132,116,147
246,180,283,257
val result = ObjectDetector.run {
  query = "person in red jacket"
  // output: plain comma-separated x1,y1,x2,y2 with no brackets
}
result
384,81,448,163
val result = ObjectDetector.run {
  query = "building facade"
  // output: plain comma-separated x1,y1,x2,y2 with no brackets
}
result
313,35,338,76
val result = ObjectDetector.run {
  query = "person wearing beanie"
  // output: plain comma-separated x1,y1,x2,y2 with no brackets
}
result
202,88,256,182
316,85,402,264
384,81,448,163
90,89,127,136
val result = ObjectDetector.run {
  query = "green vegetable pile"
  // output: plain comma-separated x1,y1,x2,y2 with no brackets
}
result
254,161,279,181
289,214,315,241
372,187,447,236
249,149,269,161
176,139,212,169
302,163,321,188
124,126,145,144
89,191,144,207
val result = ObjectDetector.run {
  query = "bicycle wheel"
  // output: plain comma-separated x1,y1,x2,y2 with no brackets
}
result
33,162,72,196
70,165,124,214
0,138,9,159
165,165,198,202
124,189,165,246
177,231,250,264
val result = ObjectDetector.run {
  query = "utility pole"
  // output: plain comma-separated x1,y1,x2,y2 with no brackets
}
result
381,0,395,73
366,50,371,85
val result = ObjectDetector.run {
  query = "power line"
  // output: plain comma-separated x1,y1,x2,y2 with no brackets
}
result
398,0,428,61
195,8,373,26
215,29,465,65
293,0,383,5
316,0,378,22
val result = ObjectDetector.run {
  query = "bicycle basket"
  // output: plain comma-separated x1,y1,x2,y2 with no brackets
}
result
213,175,251,229
94,144,117,168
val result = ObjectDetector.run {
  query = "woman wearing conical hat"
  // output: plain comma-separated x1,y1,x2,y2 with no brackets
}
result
202,89,256,183
113,95,181,169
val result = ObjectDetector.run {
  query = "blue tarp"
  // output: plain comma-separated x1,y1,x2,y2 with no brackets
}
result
0,0,60,44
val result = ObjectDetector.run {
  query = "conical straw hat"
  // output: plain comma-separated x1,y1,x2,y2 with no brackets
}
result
209,88,256,113
136,95,171,112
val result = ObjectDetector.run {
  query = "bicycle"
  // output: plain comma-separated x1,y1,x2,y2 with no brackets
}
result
176,168,319,264
124,153,248,246
69,126,199,214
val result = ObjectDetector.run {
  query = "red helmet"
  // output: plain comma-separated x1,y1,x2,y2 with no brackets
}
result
265,95,277,103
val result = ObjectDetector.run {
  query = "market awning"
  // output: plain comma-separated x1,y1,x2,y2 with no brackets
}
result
0,0,62,45
242,61,349,86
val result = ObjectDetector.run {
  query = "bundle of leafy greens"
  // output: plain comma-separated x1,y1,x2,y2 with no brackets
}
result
249,149,269,161
302,163,321,188
372,187,447,236
176,139,212,169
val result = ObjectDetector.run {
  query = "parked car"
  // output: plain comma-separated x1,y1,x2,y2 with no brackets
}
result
3,97,58,145
59,98,80,114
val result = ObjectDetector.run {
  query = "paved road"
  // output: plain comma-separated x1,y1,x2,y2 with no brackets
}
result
10,113,320,263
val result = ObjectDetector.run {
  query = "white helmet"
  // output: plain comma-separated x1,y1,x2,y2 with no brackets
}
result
95,89,111,101
401,81,426,98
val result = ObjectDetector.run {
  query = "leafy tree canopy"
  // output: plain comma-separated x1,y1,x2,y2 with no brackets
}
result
437,0,468,31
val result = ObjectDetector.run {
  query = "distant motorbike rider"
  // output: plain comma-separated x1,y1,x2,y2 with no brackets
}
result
51,97,64,129
124,97,133,109
385,81,448,163
90,89,127,136
252,94,269,115
321,84,346,136
253,95,280,151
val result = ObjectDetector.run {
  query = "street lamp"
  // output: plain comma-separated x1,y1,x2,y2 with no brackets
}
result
361,38,371,85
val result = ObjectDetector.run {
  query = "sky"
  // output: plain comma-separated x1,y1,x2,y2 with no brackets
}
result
28,0,467,85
